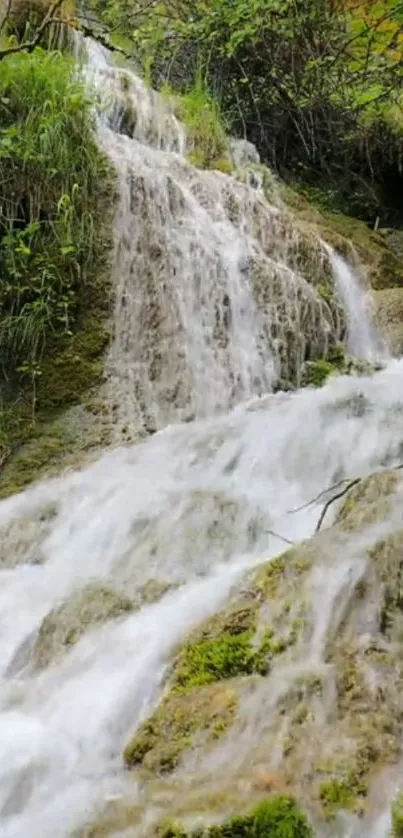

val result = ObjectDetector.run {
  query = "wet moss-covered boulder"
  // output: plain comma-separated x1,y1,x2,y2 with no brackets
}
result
34,583,134,668
105,468,403,836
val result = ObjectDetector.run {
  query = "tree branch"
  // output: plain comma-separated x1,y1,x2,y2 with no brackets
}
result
315,478,361,533
0,0,66,61
0,0,13,36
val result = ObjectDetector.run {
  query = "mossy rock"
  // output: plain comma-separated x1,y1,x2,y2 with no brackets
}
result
281,184,403,291
34,583,134,668
0,499,58,568
159,796,313,838
124,681,238,774
336,470,398,532
373,287,403,355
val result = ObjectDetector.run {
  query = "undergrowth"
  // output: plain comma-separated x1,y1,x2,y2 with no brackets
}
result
165,80,231,171
0,47,114,466
161,796,313,838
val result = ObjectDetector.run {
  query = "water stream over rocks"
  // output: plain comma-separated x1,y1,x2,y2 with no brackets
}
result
0,36,401,838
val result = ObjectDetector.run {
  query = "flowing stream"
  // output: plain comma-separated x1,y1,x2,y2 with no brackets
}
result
0,37,401,838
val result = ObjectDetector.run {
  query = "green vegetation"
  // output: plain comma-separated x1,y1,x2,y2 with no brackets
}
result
160,796,313,838
301,360,336,388
0,45,114,485
169,80,230,170
392,793,403,837
319,775,367,819
124,681,238,772
172,631,258,691
91,0,403,225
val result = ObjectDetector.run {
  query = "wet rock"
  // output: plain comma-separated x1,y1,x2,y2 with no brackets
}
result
0,500,58,568
34,583,134,668
373,287,403,355
116,468,403,833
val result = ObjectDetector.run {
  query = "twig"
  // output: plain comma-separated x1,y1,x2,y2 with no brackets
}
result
0,0,65,61
0,0,13,36
315,478,361,533
264,528,294,546
288,478,351,514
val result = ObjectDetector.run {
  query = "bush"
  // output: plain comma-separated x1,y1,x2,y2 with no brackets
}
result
0,48,113,402
161,796,313,838
95,0,403,224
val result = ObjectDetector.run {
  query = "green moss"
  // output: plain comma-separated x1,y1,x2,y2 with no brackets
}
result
172,631,257,692
124,682,238,773
281,183,403,291
301,359,336,387
319,774,367,818
392,793,403,837
337,471,397,532
160,796,313,838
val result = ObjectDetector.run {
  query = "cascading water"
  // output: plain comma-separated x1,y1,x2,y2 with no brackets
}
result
0,35,400,838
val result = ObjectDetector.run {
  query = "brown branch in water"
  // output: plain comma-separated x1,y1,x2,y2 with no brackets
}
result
288,478,352,514
264,528,294,546
315,477,361,533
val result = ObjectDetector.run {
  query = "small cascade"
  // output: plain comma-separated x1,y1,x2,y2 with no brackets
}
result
0,32,400,838
329,250,387,362
74,36,379,438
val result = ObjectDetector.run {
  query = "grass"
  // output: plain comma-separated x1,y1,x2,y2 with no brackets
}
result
160,796,313,838
0,47,114,479
167,80,230,170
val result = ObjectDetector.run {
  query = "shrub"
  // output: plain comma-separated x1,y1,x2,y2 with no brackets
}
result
0,48,113,403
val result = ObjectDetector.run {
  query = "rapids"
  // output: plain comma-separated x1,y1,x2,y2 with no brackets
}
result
0,35,400,838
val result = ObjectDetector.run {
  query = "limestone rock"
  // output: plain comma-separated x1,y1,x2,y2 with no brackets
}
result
34,583,134,668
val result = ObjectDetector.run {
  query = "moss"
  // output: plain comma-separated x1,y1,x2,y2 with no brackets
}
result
301,359,336,387
159,796,312,838
336,470,398,532
172,631,257,692
319,774,367,818
281,183,403,291
392,794,403,837
124,681,238,773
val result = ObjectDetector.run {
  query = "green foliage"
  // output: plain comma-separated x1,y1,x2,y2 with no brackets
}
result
392,793,403,837
165,795,313,838
0,48,113,451
168,80,229,169
172,631,257,691
301,360,336,388
96,0,403,223
319,774,367,819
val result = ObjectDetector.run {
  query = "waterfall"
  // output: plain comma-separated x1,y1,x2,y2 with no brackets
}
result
0,36,400,838
329,250,387,362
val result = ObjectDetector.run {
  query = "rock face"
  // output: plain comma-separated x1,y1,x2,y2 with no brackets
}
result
373,288,403,355
33,584,134,668
77,466,403,837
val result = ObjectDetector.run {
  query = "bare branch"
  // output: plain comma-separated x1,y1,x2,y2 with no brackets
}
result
0,0,13,36
288,478,352,514
264,528,295,546
0,0,65,61
315,478,361,533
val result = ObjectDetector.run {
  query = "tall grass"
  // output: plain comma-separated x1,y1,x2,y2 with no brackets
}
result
0,48,113,389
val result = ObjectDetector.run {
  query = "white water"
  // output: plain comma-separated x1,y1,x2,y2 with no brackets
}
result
0,36,400,838
330,250,386,362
